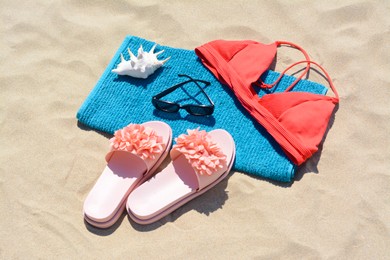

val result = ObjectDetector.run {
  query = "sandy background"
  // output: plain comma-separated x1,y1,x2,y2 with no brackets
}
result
1,0,389,259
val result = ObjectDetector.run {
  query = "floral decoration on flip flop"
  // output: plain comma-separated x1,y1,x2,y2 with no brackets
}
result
172,128,226,175
110,124,165,160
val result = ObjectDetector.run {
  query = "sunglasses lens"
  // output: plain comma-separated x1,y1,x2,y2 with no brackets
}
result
153,100,180,113
186,105,214,116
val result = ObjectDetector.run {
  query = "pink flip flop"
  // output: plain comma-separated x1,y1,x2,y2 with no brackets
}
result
83,121,172,228
126,128,236,225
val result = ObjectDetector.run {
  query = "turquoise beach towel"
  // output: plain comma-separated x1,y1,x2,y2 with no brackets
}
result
77,36,327,182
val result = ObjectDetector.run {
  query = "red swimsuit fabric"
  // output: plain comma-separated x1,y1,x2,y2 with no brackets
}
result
195,40,339,165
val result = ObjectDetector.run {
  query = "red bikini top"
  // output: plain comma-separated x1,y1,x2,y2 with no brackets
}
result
195,40,339,165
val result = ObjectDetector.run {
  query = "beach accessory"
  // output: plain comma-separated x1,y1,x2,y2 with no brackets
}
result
77,36,328,182
195,40,339,165
126,128,235,224
152,74,214,116
112,44,170,79
83,121,172,228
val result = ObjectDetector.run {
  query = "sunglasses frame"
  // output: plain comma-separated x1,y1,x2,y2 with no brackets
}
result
152,74,215,116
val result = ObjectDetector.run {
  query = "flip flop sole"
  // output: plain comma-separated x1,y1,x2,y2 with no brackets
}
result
127,130,235,225
83,121,172,228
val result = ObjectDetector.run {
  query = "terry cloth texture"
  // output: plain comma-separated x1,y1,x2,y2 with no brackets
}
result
77,36,327,182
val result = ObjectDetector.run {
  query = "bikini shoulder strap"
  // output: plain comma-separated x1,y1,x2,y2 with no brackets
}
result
275,60,339,99
255,41,311,91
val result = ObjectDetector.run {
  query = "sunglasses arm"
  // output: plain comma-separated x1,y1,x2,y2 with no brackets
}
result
153,79,194,99
190,79,214,106
153,74,214,108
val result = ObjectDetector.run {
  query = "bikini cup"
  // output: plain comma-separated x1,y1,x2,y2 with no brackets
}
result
195,40,339,165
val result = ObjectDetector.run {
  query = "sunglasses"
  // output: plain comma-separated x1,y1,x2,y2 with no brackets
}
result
152,74,215,116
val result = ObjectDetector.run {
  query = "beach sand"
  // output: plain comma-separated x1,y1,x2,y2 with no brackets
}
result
1,0,389,258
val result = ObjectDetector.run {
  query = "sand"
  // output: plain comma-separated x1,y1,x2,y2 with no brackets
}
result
1,0,389,258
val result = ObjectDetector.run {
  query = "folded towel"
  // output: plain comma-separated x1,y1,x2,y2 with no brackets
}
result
77,35,327,182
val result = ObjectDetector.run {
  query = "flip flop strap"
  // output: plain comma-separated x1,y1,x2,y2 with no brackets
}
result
170,128,227,190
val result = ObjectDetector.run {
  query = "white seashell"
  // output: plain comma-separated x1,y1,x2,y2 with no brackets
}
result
111,44,170,79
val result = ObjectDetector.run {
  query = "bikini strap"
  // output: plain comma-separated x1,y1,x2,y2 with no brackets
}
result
255,41,311,91
275,60,339,99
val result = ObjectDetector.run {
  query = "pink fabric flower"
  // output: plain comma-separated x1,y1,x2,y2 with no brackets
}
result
110,124,165,160
172,128,226,175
